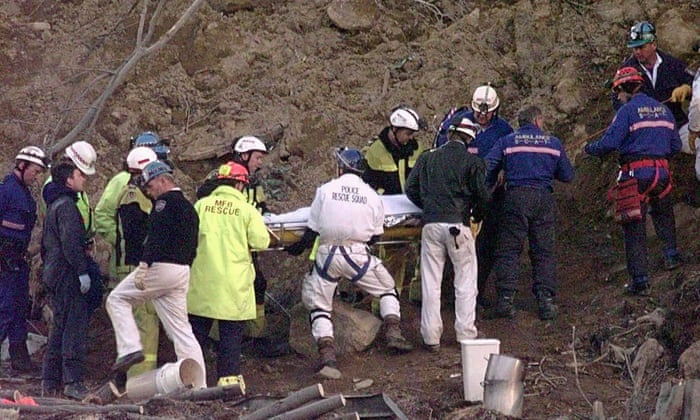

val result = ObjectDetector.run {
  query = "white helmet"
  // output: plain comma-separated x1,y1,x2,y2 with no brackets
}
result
65,141,97,175
471,85,500,113
16,146,47,169
126,146,158,172
233,136,267,154
448,118,478,139
389,107,420,131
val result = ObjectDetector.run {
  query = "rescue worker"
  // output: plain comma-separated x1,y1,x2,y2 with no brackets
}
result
485,105,574,320
0,146,47,374
586,67,682,295
285,148,414,379
95,131,171,286
433,85,514,307
188,162,270,391
362,106,423,305
106,161,206,387
41,156,97,400
406,119,491,352
689,43,700,181
196,136,273,354
41,141,98,238
94,135,168,379
614,21,693,151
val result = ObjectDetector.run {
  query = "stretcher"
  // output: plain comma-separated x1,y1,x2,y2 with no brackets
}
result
263,194,423,249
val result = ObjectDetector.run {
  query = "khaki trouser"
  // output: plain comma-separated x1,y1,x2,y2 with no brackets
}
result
106,262,206,388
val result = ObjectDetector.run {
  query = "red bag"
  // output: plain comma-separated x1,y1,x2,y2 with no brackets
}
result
607,178,643,224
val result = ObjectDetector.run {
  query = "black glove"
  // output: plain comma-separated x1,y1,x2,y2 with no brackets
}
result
367,234,381,246
284,241,308,256
283,228,319,256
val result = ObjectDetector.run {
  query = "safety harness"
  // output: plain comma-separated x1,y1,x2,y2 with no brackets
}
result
314,245,371,283
617,158,673,200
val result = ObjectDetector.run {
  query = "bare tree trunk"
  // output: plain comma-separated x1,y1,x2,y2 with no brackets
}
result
49,0,207,158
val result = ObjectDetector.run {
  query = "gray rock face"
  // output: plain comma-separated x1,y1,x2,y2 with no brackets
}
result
679,340,700,379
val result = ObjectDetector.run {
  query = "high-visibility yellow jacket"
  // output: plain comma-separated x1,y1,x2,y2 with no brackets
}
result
362,127,424,195
188,185,270,321
94,171,130,247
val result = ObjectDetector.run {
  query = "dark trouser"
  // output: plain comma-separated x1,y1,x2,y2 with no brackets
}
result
0,260,29,345
476,186,505,295
252,253,266,304
493,187,557,296
42,278,90,387
190,314,245,378
621,177,677,281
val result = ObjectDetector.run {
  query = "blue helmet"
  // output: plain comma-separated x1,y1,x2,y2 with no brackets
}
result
139,160,173,186
627,21,656,48
335,147,367,174
130,131,171,161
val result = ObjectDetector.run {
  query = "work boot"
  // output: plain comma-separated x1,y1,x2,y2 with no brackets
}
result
493,292,516,319
624,281,650,296
9,342,39,374
64,382,90,401
217,375,246,395
383,315,414,353
316,337,341,379
536,290,558,321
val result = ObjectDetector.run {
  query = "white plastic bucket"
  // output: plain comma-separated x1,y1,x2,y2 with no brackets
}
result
460,338,500,402
126,358,203,400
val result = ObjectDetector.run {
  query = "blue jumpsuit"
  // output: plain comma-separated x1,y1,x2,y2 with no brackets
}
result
586,93,681,285
0,172,37,346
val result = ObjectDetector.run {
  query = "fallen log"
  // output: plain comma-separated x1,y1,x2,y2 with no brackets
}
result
269,394,345,420
241,384,324,420
0,403,143,415
148,384,243,402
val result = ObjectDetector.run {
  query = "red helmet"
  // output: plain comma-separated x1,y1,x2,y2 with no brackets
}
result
611,67,643,90
217,161,249,184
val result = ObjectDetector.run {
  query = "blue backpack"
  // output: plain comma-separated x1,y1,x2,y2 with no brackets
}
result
433,106,472,148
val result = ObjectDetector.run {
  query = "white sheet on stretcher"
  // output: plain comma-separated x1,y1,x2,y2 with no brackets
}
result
263,194,422,228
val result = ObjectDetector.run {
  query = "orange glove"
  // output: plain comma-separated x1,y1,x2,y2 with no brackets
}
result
671,84,692,102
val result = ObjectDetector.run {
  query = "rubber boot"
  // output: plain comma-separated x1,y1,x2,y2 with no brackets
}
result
9,342,39,374
244,304,267,338
217,375,246,395
536,290,558,320
494,291,516,319
383,315,414,352
316,337,341,379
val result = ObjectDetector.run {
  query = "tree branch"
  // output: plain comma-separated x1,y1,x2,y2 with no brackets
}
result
49,0,206,157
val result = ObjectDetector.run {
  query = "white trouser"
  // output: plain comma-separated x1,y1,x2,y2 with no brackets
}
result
678,124,700,180
420,223,478,346
301,243,400,341
106,262,206,388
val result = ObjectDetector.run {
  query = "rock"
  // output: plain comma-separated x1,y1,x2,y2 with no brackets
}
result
553,58,585,114
28,22,51,32
636,308,666,328
326,0,378,32
631,338,664,378
656,9,698,57
679,340,700,379
288,294,382,359
353,378,373,390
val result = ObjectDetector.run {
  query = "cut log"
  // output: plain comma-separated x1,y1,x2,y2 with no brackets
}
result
0,403,143,415
149,384,244,402
241,384,324,420
269,394,346,420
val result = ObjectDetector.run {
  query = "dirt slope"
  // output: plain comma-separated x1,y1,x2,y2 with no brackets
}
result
1,0,700,418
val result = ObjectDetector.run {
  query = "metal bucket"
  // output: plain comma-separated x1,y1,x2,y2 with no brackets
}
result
483,354,524,418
